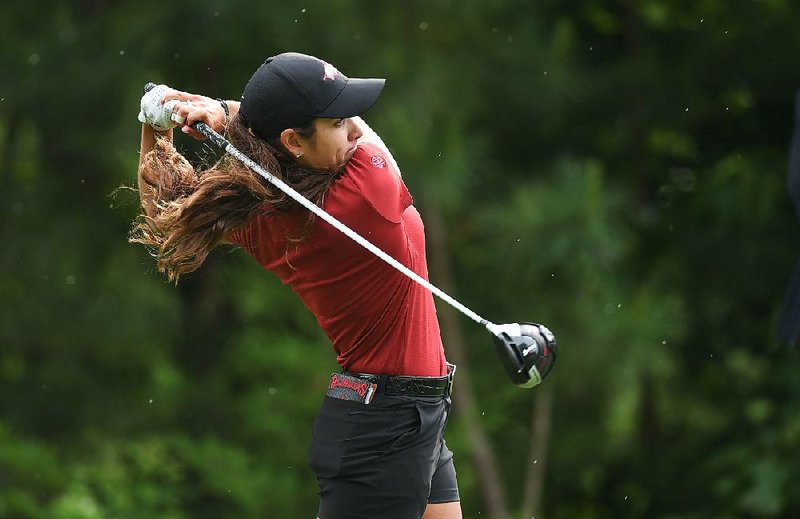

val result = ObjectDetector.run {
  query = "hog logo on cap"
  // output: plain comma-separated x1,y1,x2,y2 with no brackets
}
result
322,61,339,81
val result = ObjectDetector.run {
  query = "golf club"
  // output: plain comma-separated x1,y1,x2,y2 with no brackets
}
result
142,82,556,387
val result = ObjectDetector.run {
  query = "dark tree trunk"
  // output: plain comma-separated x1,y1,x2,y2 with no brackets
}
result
521,384,554,519
423,200,510,519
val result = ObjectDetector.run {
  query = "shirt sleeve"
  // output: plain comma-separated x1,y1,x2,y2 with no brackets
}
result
354,117,402,177
226,226,248,249
344,142,412,224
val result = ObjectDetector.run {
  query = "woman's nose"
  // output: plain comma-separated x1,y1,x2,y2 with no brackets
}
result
348,119,363,141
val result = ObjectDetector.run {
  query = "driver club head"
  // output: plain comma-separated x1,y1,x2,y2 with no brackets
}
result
489,322,557,388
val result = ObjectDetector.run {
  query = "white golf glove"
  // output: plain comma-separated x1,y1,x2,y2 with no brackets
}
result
137,84,184,131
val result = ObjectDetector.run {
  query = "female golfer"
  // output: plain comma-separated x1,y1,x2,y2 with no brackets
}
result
134,52,461,519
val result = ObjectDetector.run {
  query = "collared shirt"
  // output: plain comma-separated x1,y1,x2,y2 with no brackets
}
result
230,142,447,377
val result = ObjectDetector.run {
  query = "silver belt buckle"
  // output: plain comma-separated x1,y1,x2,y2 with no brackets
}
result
446,363,457,394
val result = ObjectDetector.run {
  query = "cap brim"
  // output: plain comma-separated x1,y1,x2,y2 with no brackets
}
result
318,78,385,119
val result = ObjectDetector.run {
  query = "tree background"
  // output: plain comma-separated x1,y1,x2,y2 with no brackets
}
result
2,1,799,517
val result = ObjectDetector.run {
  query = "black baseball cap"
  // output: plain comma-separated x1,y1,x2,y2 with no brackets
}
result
239,52,385,140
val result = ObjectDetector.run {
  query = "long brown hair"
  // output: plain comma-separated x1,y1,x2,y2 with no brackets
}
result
131,115,341,282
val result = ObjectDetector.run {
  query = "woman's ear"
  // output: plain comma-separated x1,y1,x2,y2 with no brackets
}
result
279,129,304,158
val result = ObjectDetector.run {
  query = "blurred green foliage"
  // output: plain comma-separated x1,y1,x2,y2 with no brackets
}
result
2,0,799,517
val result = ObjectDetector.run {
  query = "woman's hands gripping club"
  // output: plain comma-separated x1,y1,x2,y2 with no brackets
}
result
139,83,231,140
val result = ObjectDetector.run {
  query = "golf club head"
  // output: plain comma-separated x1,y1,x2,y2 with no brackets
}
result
490,322,557,388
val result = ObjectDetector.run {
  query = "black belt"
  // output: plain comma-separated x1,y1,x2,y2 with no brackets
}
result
345,364,456,398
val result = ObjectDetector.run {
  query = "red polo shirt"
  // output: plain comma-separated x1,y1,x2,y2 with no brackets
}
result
230,143,447,377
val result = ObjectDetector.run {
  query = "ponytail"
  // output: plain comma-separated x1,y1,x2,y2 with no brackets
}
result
131,116,339,282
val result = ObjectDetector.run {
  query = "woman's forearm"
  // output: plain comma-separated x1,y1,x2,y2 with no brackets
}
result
138,124,172,217
136,95,237,217
225,100,240,121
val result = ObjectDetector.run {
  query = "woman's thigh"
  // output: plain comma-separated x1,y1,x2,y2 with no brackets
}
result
314,497,462,519
422,501,463,519
310,395,440,519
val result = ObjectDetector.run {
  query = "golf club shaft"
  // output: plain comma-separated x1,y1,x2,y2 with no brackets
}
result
192,121,494,329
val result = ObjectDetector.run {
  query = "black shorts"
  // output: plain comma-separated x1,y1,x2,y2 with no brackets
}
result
309,391,459,519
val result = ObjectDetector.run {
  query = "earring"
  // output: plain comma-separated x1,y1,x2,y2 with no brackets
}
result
296,153,303,159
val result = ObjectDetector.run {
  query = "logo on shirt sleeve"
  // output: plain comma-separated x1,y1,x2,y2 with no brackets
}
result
370,155,386,169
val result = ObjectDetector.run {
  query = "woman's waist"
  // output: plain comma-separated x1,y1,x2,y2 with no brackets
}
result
327,363,456,403
337,338,447,378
